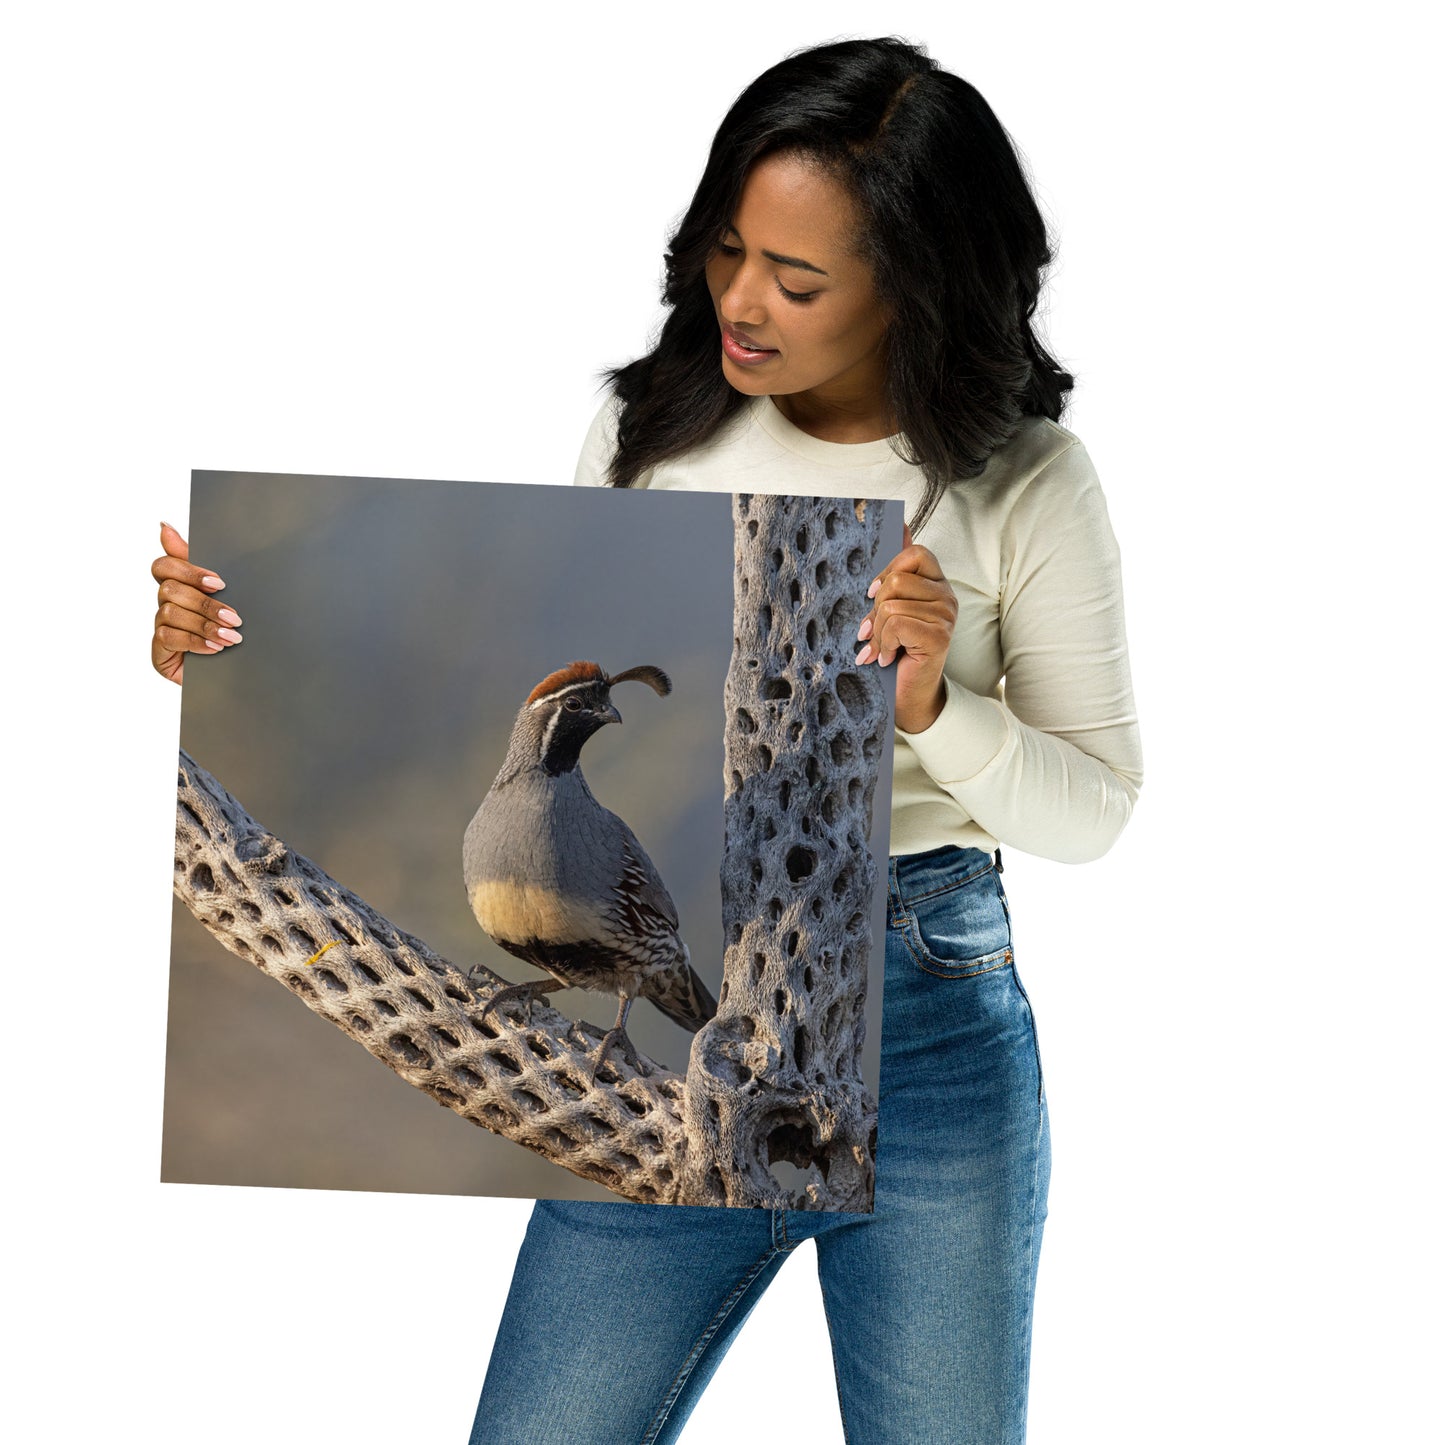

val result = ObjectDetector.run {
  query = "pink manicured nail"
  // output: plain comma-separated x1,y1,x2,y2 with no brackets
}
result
855,645,872,664
204,639,224,651
217,628,242,644
867,579,881,598
201,575,224,590
217,607,242,626
856,617,873,641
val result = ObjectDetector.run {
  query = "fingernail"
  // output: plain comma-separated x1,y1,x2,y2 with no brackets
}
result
856,617,873,642
855,645,872,664
867,579,881,598
201,575,224,590
217,628,242,644
217,607,242,626
204,639,224,651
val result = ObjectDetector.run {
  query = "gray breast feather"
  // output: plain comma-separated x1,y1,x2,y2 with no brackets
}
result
464,770,679,938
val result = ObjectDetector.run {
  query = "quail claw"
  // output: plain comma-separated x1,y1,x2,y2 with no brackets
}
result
586,1025,645,1083
477,978,552,1026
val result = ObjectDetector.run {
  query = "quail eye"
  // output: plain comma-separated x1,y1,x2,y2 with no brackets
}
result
564,697,583,711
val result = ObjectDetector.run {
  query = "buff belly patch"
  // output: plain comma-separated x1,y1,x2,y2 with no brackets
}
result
469,878,610,949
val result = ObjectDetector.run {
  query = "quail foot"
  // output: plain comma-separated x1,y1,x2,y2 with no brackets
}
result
464,661,717,1079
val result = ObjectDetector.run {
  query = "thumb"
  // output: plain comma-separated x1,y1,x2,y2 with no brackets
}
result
160,521,189,561
902,521,914,550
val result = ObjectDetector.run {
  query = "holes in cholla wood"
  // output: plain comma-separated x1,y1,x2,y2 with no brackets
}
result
388,1032,431,1067
711,496,888,1203
480,1101,516,1131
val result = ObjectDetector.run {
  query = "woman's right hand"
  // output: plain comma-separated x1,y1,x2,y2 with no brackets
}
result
151,522,243,685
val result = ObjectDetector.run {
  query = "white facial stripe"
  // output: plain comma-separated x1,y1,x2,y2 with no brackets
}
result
539,704,562,760
527,679,601,710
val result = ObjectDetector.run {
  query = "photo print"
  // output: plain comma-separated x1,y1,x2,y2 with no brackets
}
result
165,473,900,1211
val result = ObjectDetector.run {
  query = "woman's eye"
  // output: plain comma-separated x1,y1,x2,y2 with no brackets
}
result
776,279,818,304
716,242,742,257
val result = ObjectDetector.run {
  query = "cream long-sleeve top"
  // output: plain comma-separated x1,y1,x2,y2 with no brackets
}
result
574,393,1143,864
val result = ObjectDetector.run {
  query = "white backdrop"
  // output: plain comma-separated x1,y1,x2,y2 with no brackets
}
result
6,3,1438,1440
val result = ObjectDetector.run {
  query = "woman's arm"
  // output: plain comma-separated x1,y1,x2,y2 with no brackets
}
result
903,440,1144,864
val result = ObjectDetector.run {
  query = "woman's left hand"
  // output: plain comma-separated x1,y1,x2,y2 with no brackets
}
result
855,523,958,734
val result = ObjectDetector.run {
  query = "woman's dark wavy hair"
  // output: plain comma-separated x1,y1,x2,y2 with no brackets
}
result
604,36,1074,531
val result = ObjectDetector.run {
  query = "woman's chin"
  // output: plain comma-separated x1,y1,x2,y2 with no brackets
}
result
721,360,779,396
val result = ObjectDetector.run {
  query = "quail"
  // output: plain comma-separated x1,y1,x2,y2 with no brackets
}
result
464,660,717,1076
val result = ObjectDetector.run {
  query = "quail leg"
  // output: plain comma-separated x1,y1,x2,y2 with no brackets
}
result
587,995,645,1080
475,976,561,1025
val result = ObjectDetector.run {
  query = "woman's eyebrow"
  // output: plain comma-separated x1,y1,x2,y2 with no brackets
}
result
723,225,829,276
763,249,828,276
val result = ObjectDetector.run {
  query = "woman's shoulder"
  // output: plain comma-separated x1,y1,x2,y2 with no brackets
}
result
971,414,1106,519
573,393,624,487
989,414,1091,483
918,415,1107,557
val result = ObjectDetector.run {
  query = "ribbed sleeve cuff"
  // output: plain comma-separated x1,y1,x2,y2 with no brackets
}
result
898,675,1011,785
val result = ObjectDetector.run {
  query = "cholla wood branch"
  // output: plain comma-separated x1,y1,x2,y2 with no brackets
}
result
174,751,688,1203
682,496,887,1211
172,493,889,1210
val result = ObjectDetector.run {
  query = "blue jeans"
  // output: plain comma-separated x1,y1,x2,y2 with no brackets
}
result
471,846,1050,1444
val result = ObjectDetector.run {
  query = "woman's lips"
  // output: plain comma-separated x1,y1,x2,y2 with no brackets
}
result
721,324,779,366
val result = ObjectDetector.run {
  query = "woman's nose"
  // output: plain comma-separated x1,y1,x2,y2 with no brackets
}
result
719,264,768,327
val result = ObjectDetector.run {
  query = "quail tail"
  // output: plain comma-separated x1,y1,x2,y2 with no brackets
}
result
647,952,718,1034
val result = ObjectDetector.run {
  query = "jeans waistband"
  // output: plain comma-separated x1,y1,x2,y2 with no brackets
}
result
888,845,998,909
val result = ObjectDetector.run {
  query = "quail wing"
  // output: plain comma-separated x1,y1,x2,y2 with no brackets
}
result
601,815,718,1034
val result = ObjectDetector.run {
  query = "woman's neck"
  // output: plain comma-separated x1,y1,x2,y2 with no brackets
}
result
769,388,896,445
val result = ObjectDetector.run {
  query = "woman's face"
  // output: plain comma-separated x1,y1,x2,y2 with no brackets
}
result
704,152,891,428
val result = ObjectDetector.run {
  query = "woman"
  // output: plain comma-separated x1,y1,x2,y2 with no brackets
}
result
152,37,1141,1444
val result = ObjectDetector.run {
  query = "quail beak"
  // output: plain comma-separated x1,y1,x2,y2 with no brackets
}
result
599,703,622,726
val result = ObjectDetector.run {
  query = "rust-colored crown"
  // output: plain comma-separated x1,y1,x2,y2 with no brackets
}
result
526,660,607,706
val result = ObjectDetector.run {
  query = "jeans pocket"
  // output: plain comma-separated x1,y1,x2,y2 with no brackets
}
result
900,863,1014,979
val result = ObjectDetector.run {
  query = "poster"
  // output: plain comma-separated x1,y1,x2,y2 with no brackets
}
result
165,471,900,1211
